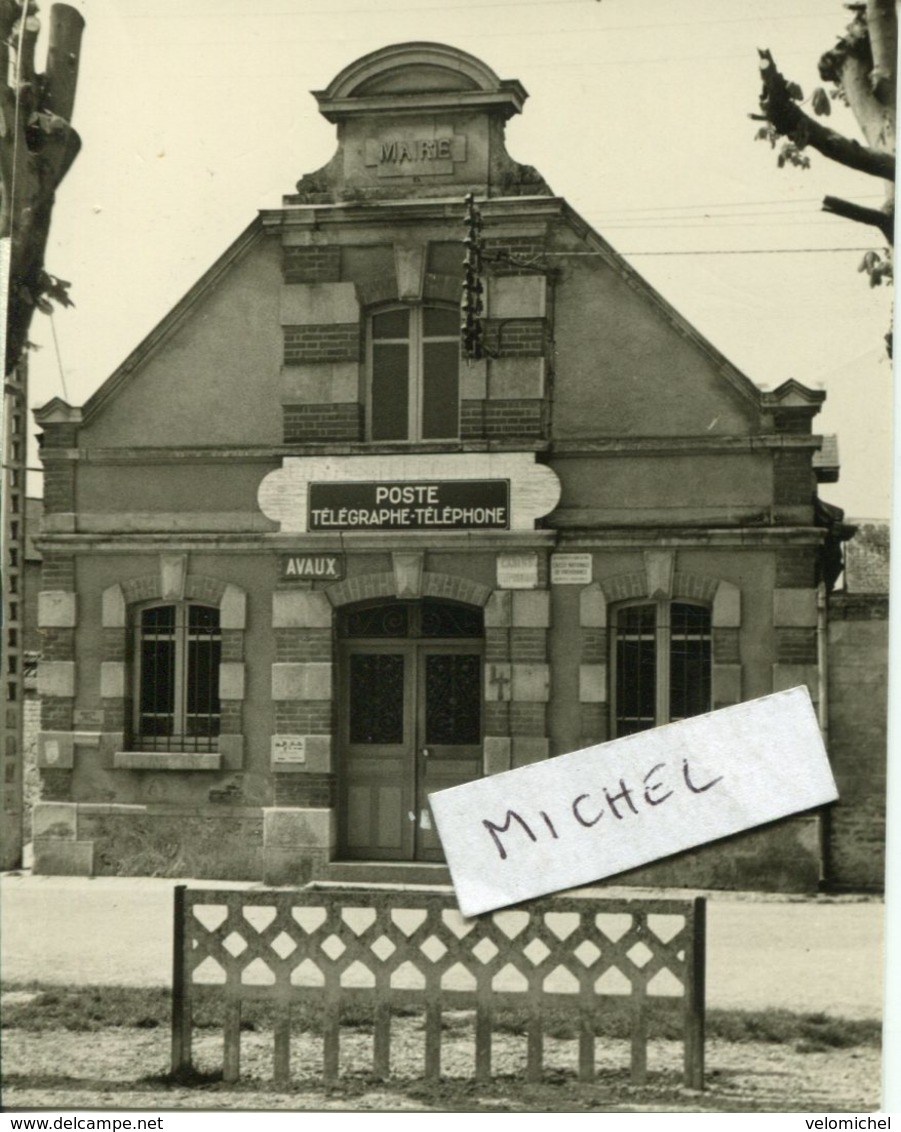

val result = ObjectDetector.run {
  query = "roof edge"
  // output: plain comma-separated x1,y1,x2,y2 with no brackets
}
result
558,200,764,412
81,219,265,425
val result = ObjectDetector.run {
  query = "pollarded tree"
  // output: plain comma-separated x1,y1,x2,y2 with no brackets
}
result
0,0,83,377
754,0,896,343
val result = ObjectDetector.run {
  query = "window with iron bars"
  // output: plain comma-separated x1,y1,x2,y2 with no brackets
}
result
133,603,221,752
612,600,711,738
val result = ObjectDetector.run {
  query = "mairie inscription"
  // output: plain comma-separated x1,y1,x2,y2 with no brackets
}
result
365,134,466,177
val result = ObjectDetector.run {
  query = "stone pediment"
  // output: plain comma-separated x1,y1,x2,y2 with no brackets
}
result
292,43,547,202
314,42,527,120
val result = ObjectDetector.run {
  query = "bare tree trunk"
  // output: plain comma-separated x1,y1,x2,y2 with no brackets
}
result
0,1,84,377
0,1,84,870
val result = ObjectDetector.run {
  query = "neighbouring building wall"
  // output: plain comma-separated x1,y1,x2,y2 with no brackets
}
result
825,541,889,891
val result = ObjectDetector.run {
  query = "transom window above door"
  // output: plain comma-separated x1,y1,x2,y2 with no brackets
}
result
368,305,460,441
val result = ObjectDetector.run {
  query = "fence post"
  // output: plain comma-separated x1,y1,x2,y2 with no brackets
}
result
683,896,706,1089
170,884,191,1076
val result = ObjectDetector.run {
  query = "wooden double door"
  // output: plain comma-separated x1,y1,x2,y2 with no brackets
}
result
337,600,483,861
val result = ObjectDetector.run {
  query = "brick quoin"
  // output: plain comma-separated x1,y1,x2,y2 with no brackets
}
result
41,696,74,731
485,319,546,357
776,626,818,664
40,422,79,448
485,632,510,662
775,548,818,587
275,628,333,662
39,627,75,660
773,450,814,506
220,702,243,732
102,627,127,662
510,702,546,736
274,774,337,807
103,700,127,730
41,463,75,513
712,627,740,664
41,554,76,591
581,628,607,663
580,703,608,743
773,410,813,435
484,702,509,735
282,245,341,284
220,630,244,662
283,324,361,365
283,404,362,442
510,628,547,661
482,401,545,437
275,702,332,733
460,401,485,439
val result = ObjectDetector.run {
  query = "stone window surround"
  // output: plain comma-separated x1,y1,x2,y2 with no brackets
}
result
102,572,247,772
579,564,743,741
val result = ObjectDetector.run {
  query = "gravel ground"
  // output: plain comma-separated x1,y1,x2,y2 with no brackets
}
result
1,1019,882,1113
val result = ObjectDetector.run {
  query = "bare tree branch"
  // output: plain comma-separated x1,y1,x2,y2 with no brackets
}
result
822,194,894,242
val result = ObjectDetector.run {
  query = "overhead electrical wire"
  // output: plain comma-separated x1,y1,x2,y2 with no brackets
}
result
128,3,830,27
621,247,879,256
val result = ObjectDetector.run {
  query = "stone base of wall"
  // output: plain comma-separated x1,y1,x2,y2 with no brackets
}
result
609,816,822,893
76,808,265,880
825,799,886,892
23,695,42,843
30,806,825,891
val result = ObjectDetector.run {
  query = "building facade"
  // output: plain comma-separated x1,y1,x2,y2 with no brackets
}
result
31,43,854,890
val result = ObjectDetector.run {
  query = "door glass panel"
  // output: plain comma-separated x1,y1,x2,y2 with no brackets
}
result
425,653,481,745
616,603,656,736
349,653,405,744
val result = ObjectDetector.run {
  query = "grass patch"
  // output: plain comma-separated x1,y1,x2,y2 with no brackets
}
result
1,984,882,1050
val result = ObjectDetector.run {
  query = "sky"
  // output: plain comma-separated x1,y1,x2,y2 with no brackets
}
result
22,0,896,520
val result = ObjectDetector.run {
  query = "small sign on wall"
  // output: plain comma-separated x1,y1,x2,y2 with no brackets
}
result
551,553,593,585
280,554,345,581
271,735,306,764
497,553,539,590
308,480,509,532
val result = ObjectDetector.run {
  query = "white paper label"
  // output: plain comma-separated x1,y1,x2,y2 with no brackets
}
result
430,687,838,917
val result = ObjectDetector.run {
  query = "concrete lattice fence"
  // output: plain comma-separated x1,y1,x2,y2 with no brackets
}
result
171,886,706,1088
